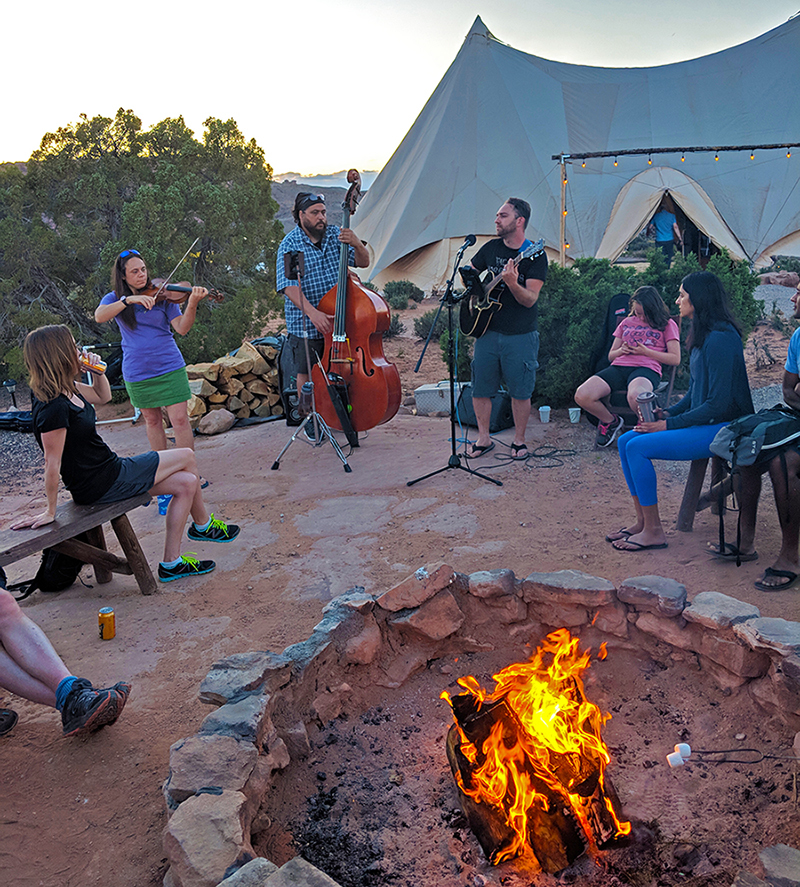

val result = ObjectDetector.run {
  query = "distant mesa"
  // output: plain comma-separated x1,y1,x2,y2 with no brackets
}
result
274,169,378,189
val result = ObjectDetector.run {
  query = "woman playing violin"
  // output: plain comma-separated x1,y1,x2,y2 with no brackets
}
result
95,248,208,474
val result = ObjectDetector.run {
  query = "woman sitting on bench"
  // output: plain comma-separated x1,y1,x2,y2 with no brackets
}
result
608,272,753,552
10,325,240,582
575,286,680,449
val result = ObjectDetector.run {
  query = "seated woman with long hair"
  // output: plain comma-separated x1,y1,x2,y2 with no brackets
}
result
575,286,680,448
609,272,753,552
10,325,240,582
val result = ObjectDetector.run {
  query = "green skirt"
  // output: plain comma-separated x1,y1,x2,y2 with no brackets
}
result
125,367,191,409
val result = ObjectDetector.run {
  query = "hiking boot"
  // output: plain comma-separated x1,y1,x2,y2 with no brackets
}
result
158,553,216,582
187,515,240,543
61,678,131,737
595,414,625,448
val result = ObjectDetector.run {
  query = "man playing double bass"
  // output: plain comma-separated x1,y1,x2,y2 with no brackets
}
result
466,198,548,461
276,192,370,410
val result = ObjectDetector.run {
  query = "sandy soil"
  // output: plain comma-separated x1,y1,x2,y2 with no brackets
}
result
0,311,798,887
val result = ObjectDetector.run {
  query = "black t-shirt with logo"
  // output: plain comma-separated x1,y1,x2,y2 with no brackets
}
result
32,392,121,505
470,238,548,335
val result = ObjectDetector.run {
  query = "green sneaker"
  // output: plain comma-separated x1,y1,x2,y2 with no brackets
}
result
187,514,240,543
158,553,216,582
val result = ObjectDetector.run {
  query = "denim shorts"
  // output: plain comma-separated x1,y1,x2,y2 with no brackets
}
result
471,330,539,400
95,451,160,504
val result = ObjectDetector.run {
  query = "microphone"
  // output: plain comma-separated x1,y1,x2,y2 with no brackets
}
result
463,234,477,247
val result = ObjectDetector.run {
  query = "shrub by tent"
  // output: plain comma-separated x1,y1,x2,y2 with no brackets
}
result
355,15,800,290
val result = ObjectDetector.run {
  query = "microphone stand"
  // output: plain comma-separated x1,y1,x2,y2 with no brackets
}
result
407,242,502,488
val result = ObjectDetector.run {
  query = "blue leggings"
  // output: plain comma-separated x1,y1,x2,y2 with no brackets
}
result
617,424,728,507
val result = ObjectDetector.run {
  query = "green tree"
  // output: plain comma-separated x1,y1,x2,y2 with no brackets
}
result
0,109,284,376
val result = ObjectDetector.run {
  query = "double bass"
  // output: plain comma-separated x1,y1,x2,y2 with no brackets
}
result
311,170,401,437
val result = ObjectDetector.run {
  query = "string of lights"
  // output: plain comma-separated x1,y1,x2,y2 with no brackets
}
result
552,143,800,264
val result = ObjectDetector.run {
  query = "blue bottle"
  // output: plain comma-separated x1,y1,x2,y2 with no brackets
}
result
157,494,173,515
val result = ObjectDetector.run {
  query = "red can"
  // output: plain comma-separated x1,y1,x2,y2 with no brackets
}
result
98,607,116,640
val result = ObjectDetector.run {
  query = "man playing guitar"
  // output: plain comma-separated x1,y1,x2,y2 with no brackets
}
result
465,198,548,461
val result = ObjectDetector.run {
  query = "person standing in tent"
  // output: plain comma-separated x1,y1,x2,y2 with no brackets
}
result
275,192,370,438
650,196,683,266
465,198,547,461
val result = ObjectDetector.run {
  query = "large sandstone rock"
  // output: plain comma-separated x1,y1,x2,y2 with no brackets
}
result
521,570,616,607
618,576,686,616
377,562,456,611
219,857,279,886
759,844,800,887
734,618,800,656
200,652,291,706
683,592,760,629
197,408,236,436
163,790,253,887
389,589,465,640
165,735,259,807
267,856,344,886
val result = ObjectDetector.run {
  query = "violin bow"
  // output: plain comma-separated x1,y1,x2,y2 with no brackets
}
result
152,237,201,300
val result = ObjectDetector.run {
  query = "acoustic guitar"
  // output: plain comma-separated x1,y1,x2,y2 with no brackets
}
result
458,239,545,338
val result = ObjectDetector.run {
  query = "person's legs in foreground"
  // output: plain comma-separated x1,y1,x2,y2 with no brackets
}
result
468,332,501,457
0,571,130,736
611,425,727,551
752,449,800,589
575,374,624,448
502,330,538,458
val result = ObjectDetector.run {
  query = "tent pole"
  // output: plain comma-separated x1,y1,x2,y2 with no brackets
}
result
559,157,567,267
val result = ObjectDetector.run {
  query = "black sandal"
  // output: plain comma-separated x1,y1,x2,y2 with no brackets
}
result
0,708,18,736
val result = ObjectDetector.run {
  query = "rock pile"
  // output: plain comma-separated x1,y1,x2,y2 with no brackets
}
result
185,341,284,432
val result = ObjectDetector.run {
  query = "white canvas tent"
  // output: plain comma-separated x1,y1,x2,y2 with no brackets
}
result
356,15,800,290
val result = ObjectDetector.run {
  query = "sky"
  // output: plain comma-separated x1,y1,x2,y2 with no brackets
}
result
2,1,798,175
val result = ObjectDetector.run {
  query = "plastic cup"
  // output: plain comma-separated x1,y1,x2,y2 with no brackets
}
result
539,406,551,423
157,494,173,516
568,407,581,424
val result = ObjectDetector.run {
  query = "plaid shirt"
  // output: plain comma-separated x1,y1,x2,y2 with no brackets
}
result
276,224,355,338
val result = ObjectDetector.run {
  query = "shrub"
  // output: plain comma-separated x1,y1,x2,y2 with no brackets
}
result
385,279,424,309
439,329,473,381
383,313,403,339
413,308,446,341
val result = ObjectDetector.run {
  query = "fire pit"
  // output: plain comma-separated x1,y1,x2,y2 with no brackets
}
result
161,566,800,887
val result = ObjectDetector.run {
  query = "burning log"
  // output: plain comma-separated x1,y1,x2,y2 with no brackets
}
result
442,630,630,873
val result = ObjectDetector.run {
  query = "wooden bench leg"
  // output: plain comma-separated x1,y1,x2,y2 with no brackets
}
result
110,514,158,595
676,458,709,532
83,525,112,584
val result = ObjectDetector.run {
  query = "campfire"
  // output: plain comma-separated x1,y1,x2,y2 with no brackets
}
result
442,629,631,873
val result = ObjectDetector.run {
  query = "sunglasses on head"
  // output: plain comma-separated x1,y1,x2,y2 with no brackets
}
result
297,194,325,211
119,249,141,259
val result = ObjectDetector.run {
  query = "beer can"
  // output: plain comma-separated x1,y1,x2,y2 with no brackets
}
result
636,391,657,423
78,351,107,374
98,607,116,640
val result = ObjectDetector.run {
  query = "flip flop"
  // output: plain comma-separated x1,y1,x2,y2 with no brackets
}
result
200,478,210,489
754,567,800,591
708,543,758,563
605,528,632,543
510,443,528,460
612,539,669,552
0,708,18,737
465,442,495,459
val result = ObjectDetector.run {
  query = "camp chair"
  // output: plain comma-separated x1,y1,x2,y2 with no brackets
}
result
600,363,678,430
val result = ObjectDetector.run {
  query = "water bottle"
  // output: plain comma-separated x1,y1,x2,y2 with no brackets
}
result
157,494,173,515
298,381,313,417
636,391,656,423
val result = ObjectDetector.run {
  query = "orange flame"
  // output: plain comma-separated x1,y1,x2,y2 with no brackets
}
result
442,629,630,863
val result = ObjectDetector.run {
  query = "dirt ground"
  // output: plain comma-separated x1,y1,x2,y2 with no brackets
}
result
0,312,798,887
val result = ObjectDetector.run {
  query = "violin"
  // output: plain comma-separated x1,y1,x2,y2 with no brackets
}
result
141,278,225,305
310,169,401,437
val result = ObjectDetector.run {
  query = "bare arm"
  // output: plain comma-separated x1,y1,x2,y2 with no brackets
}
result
75,369,112,405
608,336,626,363
339,229,370,268
783,370,800,411
171,288,208,336
95,293,156,322
624,338,681,366
500,260,543,308
10,428,66,529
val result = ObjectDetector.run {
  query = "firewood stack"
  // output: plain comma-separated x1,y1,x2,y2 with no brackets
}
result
184,340,284,426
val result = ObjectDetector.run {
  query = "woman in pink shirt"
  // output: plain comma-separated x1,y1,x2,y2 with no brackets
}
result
575,287,681,448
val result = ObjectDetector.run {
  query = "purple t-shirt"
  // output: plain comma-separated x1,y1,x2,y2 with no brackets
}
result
100,292,185,383
612,315,680,376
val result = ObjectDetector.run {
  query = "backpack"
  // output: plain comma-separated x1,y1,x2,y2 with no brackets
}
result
709,405,800,470
5,533,90,601
708,406,800,564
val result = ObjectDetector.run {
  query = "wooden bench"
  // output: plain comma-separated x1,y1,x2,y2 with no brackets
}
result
0,494,157,595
